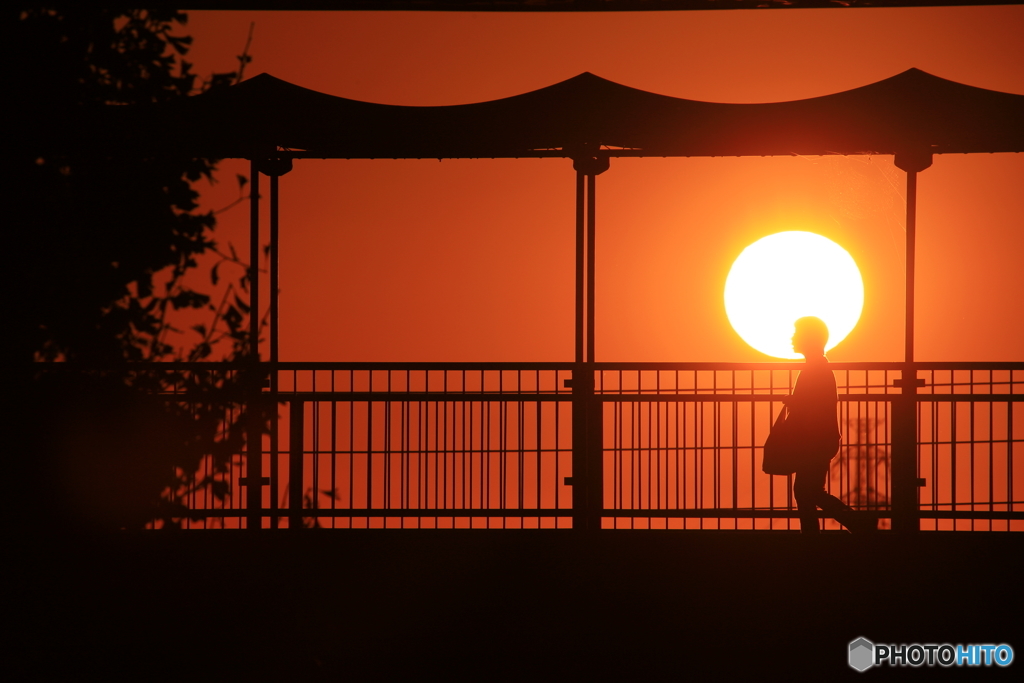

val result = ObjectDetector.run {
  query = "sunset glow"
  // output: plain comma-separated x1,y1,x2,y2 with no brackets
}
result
178,8,1024,362
724,231,864,359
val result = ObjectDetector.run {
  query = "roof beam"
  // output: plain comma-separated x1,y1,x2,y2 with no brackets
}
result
183,1,1024,12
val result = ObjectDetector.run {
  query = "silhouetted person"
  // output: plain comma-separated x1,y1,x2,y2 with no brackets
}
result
786,317,876,534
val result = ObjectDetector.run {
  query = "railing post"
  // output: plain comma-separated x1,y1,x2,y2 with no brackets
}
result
289,399,304,530
891,369,922,532
570,367,601,530
587,385,604,530
243,389,266,531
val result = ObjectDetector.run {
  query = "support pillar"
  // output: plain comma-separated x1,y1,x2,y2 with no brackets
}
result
891,149,932,533
269,171,280,527
265,159,291,527
244,159,264,531
242,156,292,531
570,151,609,531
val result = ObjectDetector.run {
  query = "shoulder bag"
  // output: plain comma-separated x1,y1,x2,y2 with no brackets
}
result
762,405,800,476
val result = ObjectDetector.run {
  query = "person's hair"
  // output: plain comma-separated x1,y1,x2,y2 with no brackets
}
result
794,316,829,352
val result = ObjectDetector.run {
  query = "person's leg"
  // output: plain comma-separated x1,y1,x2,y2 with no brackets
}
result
804,462,878,533
793,468,821,533
817,492,862,531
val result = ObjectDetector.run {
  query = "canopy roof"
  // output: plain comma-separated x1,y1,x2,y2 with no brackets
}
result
119,68,1024,160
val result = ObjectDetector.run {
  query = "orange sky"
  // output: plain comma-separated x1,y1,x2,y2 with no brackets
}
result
182,7,1024,363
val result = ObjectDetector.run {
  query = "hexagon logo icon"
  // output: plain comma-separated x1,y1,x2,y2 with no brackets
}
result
849,637,874,672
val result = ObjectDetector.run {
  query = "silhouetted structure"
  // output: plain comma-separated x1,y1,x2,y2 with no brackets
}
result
158,1,1024,14
60,68,1024,531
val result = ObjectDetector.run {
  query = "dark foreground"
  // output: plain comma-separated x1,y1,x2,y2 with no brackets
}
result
9,530,1022,681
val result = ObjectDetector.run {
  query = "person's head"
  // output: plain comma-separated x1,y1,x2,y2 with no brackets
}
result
791,316,829,357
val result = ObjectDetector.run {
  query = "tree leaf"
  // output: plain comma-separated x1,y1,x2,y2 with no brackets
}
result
233,294,250,315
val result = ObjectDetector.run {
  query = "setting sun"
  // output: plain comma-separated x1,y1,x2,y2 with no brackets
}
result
724,231,864,359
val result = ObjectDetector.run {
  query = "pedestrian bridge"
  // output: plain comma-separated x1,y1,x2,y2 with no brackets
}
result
158,360,1022,532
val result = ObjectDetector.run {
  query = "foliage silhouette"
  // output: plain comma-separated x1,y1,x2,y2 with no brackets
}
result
831,416,892,529
12,9,266,531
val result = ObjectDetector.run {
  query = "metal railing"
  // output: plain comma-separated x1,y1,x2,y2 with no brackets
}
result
162,361,1023,531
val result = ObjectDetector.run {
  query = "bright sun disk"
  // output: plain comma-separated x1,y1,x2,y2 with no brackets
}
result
724,231,864,359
